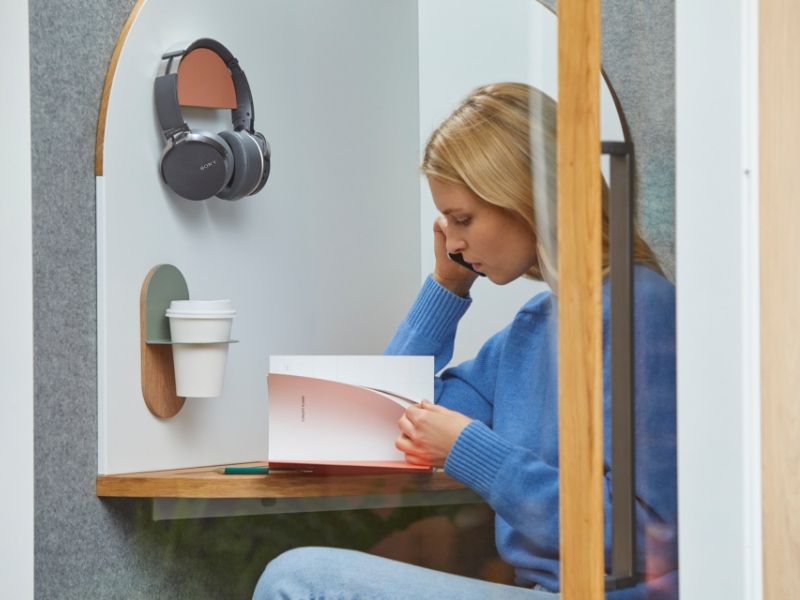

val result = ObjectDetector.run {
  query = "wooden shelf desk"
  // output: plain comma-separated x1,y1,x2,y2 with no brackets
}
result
97,463,481,520
96,462,476,501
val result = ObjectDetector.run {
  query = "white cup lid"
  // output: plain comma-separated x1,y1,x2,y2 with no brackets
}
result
166,311,235,318
169,299,233,312
166,299,235,318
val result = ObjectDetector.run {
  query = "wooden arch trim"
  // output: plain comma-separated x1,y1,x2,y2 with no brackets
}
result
95,1,238,176
95,0,146,177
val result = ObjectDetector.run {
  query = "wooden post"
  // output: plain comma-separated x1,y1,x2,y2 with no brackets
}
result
557,0,603,598
760,0,800,597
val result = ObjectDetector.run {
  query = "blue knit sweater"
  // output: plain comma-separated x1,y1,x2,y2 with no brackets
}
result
386,266,677,598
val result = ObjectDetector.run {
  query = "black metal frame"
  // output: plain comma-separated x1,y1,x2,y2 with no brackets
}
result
601,141,637,591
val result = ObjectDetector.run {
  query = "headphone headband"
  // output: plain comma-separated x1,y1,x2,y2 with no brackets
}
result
155,38,256,139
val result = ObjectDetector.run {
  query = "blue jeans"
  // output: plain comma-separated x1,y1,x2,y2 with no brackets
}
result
253,547,559,600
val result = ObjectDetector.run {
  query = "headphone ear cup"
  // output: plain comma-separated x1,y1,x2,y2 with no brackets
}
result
249,131,271,195
160,131,234,200
216,130,264,201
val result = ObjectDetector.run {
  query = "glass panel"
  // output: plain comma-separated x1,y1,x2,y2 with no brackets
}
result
530,0,677,597
599,1,678,597
96,1,676,598
250,1,577,598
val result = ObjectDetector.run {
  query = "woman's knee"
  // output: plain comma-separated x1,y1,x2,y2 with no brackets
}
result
253,546,352,600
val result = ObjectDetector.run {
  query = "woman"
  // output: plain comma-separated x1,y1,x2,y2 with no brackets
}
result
254,83,677,599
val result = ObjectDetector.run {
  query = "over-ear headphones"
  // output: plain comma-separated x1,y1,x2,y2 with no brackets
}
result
154,38,271,201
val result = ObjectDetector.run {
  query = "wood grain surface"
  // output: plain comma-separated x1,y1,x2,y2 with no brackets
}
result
96,462,471,499
760,0,800,597
557,0,604,598
95,0,146,176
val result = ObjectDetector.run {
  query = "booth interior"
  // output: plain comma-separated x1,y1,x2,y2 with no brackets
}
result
67,0,676,596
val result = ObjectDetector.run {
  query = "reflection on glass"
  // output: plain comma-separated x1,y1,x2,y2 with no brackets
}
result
247,2,675,599
253,73,675,598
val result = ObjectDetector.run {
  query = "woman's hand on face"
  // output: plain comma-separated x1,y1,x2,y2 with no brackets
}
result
432,216,478,297
395,401,472,467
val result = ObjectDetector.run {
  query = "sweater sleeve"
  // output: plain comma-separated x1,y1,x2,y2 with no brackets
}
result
445,416,676,592
443,422,626,557
444,422,561,553
445,271,678,593
385,275,508,425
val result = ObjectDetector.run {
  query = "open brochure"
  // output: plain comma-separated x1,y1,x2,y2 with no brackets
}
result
268,356,434,474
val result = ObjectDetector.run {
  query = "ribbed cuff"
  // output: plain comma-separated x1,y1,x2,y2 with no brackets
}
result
403,275,471,342
444,421,514,498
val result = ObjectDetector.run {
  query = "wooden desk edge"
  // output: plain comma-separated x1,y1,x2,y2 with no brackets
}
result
96,464,471,499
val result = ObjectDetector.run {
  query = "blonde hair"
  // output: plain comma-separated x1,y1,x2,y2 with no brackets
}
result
421,82,662,285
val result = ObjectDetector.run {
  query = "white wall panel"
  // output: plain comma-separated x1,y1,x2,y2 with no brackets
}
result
99,0,421,473
0,0,33,595
676,0,762,597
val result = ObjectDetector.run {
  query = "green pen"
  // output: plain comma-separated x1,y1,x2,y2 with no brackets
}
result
220,466,269,475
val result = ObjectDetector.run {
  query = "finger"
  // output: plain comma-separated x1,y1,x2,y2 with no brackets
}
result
404,453,431,466
432,218,451,259
397,435,427,461
421,401,447,413
397,414,416,438
395,434,415,454
418,400,443,413
404,405,425,425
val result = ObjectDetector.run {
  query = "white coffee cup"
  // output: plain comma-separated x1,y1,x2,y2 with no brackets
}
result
171,342,230,398
166,299,236,398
